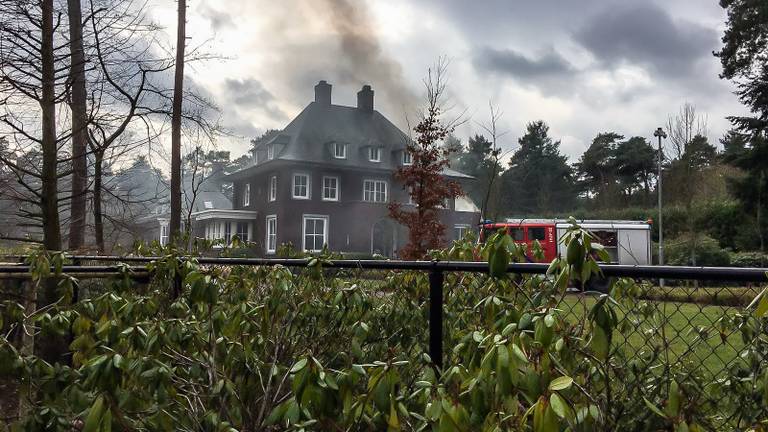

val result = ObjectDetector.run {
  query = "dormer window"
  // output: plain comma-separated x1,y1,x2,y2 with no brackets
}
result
267,144,274,160
369,147,381,162
402,150,412,165
333,143,346,159
204,201,214,209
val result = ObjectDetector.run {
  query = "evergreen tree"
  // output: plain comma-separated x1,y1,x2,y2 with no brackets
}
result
615,136,656,202
720,129,749,162
454,135,503,219
728,134,768,252
443,133,463,168
500,121,574,215
575,132,622,206
716,0,768,133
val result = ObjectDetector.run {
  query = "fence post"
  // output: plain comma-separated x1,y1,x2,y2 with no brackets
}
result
428,264,444,370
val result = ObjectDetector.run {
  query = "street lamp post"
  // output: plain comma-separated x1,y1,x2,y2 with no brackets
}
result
654,127,667,286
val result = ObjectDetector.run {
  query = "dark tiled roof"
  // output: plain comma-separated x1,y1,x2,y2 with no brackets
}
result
265,102,409,168
190,190,232,212
225,101,474,180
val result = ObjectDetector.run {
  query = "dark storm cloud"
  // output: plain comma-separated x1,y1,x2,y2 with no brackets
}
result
574,3,718,77
224,78,288,123
474,47,574,80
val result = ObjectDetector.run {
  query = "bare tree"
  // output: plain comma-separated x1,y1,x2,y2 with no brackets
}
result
477,102,508,221
67,0,88,250
170,0,187,243
84,0,173,251
40,0,61,251
666,102,708,160
666,103,715,280
0,0,70,364
0,0,75,250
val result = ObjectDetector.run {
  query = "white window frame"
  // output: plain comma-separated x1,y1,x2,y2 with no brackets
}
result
363,179,388,203
266,215,277,254
267,144,274,160
402,150,412,165
292,173,310,199
269,175,277,202
333,143,346,159
243,183,250,207
208,221,222,240
224,221,232,243
159,222,169,246
236,222,250,243
407,186,415,206
302,215,328,253
368,147,381,162
454,224,471,240
322,176,339,201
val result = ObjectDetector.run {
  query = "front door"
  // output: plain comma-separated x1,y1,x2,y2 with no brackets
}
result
371,219,395,257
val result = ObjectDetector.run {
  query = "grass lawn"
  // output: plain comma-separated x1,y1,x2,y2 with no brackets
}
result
560,294,746,376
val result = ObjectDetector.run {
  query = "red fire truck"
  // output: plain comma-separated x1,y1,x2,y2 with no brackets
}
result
479,219,651,265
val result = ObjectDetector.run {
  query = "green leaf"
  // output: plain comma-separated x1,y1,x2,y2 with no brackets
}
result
511,343,528,363
643,397,667,419
101,409,112,432
549,393,568,419
290,358,308,374
666,381,680,418
489,244,510,279
755,289,768,317
265,400,290,426
502,323,517,336
387,402,401,431
82,395,105,432
590,326,609,360
544,314,555,328
548,376,573,391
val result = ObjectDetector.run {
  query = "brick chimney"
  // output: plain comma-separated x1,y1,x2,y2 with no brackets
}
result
357,85,374,112
314,80,332,105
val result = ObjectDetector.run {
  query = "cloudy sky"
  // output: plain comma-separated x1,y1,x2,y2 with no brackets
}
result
149,0,745,161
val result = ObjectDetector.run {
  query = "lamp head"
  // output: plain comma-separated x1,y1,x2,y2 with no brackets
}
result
654,127,667,139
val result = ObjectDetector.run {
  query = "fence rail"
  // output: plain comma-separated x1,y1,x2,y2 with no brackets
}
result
2,254,768,281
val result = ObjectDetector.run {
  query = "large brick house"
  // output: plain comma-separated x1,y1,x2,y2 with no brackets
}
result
218,80,480,257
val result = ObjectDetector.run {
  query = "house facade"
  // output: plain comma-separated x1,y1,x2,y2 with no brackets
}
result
222,80,480,257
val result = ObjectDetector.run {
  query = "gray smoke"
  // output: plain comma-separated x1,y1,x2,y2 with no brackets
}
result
320,0,420,115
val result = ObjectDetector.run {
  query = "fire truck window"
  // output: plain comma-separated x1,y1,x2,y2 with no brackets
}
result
592,230,617,247
592,230,619,262
528,227,546,241
509,228,524,241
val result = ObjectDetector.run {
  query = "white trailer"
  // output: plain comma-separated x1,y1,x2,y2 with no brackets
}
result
555,220,651,265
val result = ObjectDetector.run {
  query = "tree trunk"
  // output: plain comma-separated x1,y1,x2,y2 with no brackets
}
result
38,0,68,365
758,171,764,254
67,0,88,250
93,151,105,251
169,0,186,242
40,0,61,252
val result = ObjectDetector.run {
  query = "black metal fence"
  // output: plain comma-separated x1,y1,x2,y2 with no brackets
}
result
1,254,766,371
1,255,767,427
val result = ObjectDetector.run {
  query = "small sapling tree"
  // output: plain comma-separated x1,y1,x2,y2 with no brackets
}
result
389,58,463,259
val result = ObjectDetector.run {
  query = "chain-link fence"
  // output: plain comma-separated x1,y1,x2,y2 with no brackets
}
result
1,256,766,429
